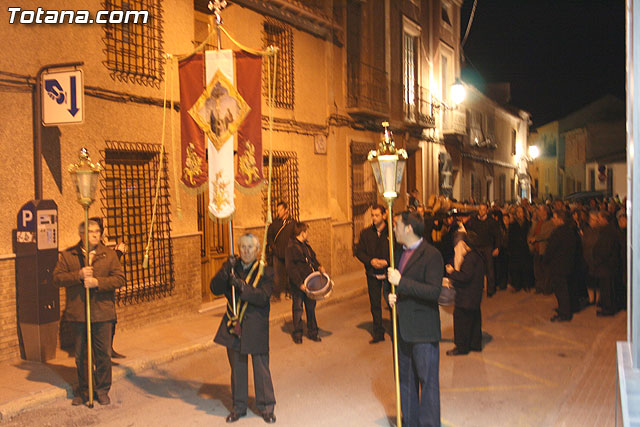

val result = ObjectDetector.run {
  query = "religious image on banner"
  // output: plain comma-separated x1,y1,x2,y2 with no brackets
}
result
189,69,250,150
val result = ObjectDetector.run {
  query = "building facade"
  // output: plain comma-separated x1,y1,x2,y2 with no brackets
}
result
0,0,474,362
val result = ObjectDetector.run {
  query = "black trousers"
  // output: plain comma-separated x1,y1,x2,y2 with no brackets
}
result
534,254,552,294
509,261,534,291
598,276,617,313
551,275,572,318
226,348,276,415
72,321,112,397
495,251,509,290
478,246,496,294
453,307,482,353
366,275,387,338
291,285,318,339
272,256,288,298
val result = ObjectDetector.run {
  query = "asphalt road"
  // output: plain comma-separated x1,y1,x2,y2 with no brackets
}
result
4,293,398,427
3,289,626,426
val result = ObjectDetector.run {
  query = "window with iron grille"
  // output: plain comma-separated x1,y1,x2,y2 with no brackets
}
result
263,19,294,109
102,0,164,87
100,141,174,304
263,151,300,221
403,18,420,121
351,142,378,253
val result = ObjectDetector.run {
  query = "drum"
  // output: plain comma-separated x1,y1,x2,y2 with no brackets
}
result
303,271,334,301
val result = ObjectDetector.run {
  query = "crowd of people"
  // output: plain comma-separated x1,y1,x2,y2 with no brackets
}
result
53,195,627,425
413,193,628,323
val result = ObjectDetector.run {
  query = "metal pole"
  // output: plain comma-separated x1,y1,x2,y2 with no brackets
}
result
229,219,236,316
211,1,237,317
84,208,94,408
387,198,402,427
34,62,83,200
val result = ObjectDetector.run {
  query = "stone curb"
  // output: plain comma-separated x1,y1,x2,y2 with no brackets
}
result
0,283,367,421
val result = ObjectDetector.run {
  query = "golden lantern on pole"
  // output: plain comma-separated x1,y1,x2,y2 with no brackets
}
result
368,121,407,427
68,148,103,408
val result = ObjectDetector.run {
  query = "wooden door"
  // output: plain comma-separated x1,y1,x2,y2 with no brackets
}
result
197,192,230,302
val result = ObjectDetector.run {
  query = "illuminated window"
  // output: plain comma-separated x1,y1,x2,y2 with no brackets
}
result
102,0,164,87
403,17,421,121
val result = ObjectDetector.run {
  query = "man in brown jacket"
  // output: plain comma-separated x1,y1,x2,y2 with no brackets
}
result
53,219,125,406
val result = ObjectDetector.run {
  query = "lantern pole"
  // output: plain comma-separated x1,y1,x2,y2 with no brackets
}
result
386,196,402,427
68,148,102,408
368,121,407,427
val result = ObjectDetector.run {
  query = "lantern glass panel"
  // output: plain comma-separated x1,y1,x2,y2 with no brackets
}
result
395,158,406,193
369,158,384,195
379,155,398,197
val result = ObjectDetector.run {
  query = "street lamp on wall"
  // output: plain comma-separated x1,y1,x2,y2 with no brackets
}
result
450,77,466,106
368,121,407,427
528,145,540,160
68,147,103,408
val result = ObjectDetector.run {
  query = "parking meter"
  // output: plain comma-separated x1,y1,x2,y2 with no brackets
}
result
15,200,60,362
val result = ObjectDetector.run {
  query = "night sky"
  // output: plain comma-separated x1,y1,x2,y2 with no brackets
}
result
459,0,626,127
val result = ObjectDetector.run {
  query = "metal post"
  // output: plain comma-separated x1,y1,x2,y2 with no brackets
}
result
229,219,236,316
387,198,402,427
84,208,94,408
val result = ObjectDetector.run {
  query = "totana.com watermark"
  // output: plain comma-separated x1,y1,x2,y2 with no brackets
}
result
7,7,149,24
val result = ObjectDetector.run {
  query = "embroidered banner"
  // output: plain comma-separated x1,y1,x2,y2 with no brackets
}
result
178,53,207,191
200,50,242,220
235,52,264,192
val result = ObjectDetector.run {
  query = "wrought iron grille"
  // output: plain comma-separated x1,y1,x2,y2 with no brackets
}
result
102,0,164,87
351,142,377,253
263,19,294,109
347,58,388,114
100,141,174,304
262,151,300,221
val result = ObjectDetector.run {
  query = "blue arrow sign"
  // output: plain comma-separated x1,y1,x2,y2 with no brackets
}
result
68,75,79,116
44,79,65,104
42,69,83,125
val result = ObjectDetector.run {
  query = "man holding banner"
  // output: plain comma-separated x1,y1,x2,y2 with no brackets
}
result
210,234,277,424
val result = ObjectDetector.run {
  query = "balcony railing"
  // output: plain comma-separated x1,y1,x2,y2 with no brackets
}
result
403,84,436,128
347,57,388,117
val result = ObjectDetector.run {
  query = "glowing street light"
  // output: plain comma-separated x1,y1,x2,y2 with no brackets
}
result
528,145,540,159
451,78,466,105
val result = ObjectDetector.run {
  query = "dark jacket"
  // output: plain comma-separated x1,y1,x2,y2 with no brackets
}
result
266,217,295,260
285,238,320,289
507,219,532,266
593,224,620,279
355,223,390,276
53,242,125,322
210,260,273,355
447,250,485,310
544,223,580,276
465,215,501,249
394,240,443,343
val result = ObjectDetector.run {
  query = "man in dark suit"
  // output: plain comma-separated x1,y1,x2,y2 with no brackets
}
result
465,204,501,296
53,219,125,406
387,211,443,427
210,233,276,424
355,204,390,343
266,201,295,300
